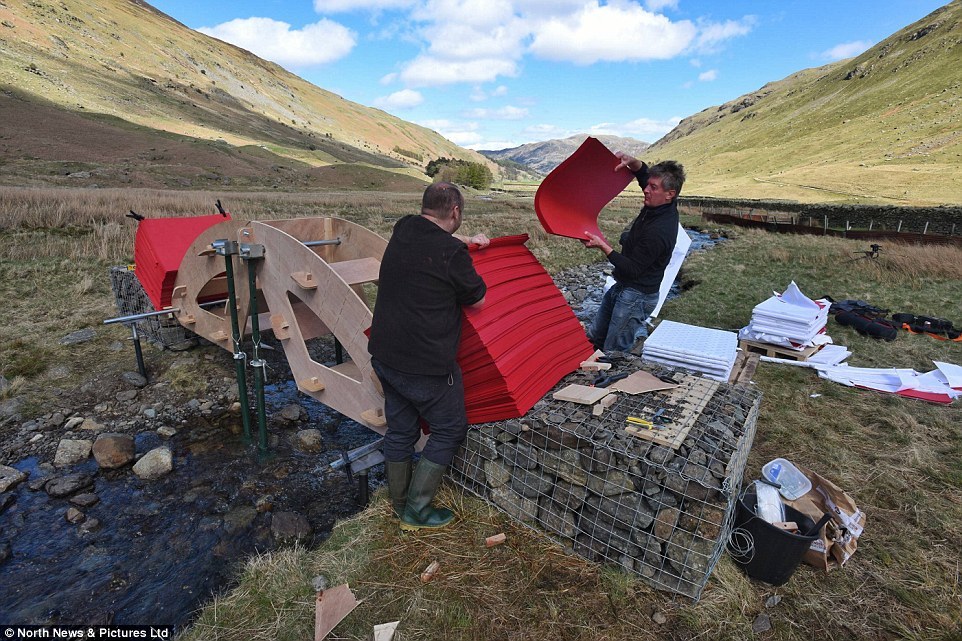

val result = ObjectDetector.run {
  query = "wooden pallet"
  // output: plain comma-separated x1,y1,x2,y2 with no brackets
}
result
738,339,822,361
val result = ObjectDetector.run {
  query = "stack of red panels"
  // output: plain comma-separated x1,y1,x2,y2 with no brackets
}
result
460,234,594,424
133,214,231,310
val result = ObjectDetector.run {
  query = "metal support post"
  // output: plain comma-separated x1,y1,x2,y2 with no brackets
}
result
241,242,269,454
214,239,252,444
130,324,147,380
357,472,369,507
105,308,185,382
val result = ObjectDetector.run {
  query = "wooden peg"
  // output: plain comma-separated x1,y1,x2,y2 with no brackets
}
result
300,376,325,393
291,271,317,290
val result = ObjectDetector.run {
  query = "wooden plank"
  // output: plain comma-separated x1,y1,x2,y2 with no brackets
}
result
738,339,821,361
591,393,619,416
728,351,760,385
329,257,381,286
580,361,611,372
552,384,611,405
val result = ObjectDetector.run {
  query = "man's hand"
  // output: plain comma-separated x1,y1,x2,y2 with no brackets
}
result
583,232,612,256
454,232,490,248
614,151,642,173
469,233,490,248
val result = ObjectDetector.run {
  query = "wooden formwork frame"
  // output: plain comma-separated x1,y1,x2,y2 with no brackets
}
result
171,217,391,434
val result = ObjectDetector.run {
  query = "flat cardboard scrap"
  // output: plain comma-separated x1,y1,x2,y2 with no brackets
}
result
609,370,678,395
552,383,611,405
315,584,359,641
786,465,866,571
373,621,400,641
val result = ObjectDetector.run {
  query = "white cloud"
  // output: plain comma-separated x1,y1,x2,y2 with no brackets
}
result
374,89,424,109
416,118,481,145
644,0,678,11
443,129,484,146
314,0,416,12
400,55,519,86
528,4,696,64
693,16,756,53
610,115,682,141
698,69,717,82
468,84,507,101
198,17,355,67
820,40,873,61
524,123,565,136
463,105,528,120
470,139,520,151
422,19,529,61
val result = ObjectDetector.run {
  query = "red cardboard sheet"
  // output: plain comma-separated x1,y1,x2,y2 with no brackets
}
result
134,214,231,309
534,136,634,245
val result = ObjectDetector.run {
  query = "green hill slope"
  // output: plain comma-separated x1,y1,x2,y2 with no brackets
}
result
649,1,962,205
0,0,490,188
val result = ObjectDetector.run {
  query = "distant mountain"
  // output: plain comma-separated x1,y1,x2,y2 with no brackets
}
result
649,1,962,205
480,135,649,176
0,0,491,190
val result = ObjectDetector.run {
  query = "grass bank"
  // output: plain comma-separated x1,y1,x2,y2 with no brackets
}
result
182,210,961,640
1,187,960,640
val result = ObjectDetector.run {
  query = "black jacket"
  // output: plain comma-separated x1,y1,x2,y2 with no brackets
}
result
606,168,679,294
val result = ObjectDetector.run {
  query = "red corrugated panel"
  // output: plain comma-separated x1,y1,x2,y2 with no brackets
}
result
534,136,633,246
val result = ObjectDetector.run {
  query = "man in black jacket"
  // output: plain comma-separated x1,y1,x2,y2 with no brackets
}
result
583,154,685,353
369,181,488,530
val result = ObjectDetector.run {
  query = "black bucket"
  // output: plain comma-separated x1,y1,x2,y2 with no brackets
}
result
729,490,819,586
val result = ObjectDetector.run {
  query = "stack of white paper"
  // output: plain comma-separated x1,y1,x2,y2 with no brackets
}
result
759,356,962,404
642,320,738,382
739,281,831,349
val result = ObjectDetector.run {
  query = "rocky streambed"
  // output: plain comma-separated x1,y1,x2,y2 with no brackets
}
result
0,347,381,628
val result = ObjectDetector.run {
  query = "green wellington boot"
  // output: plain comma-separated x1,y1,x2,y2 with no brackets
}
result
399,458,455,531
385,460,412,518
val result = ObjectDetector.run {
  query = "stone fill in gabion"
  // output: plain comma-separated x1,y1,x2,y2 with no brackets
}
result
450,360,761,600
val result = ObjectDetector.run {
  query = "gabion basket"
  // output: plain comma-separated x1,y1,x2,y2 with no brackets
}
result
450,362,761,601
108,266,196,350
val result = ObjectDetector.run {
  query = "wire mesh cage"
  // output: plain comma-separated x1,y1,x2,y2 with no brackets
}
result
450,360,762,600
108,266,196,350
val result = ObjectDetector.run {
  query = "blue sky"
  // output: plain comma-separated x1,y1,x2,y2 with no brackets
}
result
149,0,948,151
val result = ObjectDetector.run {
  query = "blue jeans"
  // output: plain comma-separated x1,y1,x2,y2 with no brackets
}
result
588,284,660,353
371,358,469,467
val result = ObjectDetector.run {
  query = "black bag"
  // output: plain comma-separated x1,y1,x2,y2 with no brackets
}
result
835,310,898,341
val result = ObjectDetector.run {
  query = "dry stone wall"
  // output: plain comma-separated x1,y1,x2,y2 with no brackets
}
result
681,196,962,236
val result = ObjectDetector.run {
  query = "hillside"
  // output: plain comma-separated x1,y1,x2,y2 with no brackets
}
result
482,134,650,176
0,0,490,189
648,1,962,206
